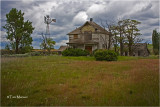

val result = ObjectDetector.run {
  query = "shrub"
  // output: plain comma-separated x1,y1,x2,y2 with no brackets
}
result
2,53,30,57
90,49,98,56
30,51,41,56
1,49,15,55
62,48,90,56
19,46,33,54
94,50,118,61
153,49,159,55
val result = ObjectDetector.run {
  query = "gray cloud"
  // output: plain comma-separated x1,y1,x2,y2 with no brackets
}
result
1,0,159,49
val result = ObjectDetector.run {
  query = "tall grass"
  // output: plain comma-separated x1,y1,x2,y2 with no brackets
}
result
1,56,159,106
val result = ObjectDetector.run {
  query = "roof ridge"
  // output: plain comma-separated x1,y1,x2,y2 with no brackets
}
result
67,20,109,35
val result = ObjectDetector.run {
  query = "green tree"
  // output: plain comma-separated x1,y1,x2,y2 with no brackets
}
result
110,25,119,53
46,38,56,54
116,20,126,56
40,33,56,54
3,8,34,54
123,19,141,56
5,44,10,50
109,19,141,56
152,29,160,55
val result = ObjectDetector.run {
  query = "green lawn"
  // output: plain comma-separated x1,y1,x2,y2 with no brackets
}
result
62,55,159,61
147,44,154,55
1,56,159,106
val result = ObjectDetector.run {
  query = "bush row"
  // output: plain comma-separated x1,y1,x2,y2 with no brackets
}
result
1,51,58,57
94,49,118,61
1,50,15,55
2,48,118,61
62,48,90,56
62,48,118,61
29,51,58,56
2,53,30,57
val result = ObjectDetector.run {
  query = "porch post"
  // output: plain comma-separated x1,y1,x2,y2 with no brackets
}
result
84,44,85,50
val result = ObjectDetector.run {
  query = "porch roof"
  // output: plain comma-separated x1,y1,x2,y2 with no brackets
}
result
66,41,98,45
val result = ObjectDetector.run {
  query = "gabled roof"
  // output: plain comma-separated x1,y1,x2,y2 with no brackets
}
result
132,43,147,46
58,46,68,51
67,21,110,35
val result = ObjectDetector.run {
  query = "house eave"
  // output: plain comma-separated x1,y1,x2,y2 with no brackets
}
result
66,42,98,45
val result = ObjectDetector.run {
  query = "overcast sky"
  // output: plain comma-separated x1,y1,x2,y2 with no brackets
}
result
1,0,159,49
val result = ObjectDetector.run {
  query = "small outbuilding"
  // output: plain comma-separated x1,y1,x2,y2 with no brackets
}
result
57,46,68,55
132,43,150,57
123,43,150,57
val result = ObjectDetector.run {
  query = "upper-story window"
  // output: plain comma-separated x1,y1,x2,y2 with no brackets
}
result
74,34,78,39
84,31,92,40
95,28,98,32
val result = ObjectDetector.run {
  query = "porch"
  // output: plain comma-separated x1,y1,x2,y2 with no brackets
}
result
66,42,98,53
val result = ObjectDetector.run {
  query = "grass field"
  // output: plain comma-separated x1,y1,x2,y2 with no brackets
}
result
1,56,159,106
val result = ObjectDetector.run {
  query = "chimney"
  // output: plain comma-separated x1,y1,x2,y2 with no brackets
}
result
90,18,93,22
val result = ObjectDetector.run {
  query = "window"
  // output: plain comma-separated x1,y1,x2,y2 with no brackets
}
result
84,31,92,40
74,34,78,39
95,28,98,32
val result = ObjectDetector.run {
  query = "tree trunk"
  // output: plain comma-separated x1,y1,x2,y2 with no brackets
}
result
108,34,111,50
48,48,51,54
128,44,132,56
128,38,133,56
120,42,123,56
120,31,123,56
114,46,117,52
114,34,118,53
15,40,19,54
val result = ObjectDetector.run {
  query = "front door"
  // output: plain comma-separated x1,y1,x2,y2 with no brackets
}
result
85,46,92,53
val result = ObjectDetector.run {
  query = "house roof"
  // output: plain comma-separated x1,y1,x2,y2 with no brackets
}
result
132,43,147,46
58,46,68,51
67,20,110,35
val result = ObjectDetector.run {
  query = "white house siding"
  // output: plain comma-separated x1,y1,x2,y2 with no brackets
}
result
98,34,110,49
92,34,99,42
69,34,81,43
76,44,97,51
69,33,110,51
92,44,98,51
69,35,73,40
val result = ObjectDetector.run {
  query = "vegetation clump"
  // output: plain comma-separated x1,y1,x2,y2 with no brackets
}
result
94,50,118,61
29,51,41,56
152,29,160,55
62,48,90,56
3,8,34,54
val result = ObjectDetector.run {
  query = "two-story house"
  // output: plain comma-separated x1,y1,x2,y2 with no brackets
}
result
66,18,110,53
